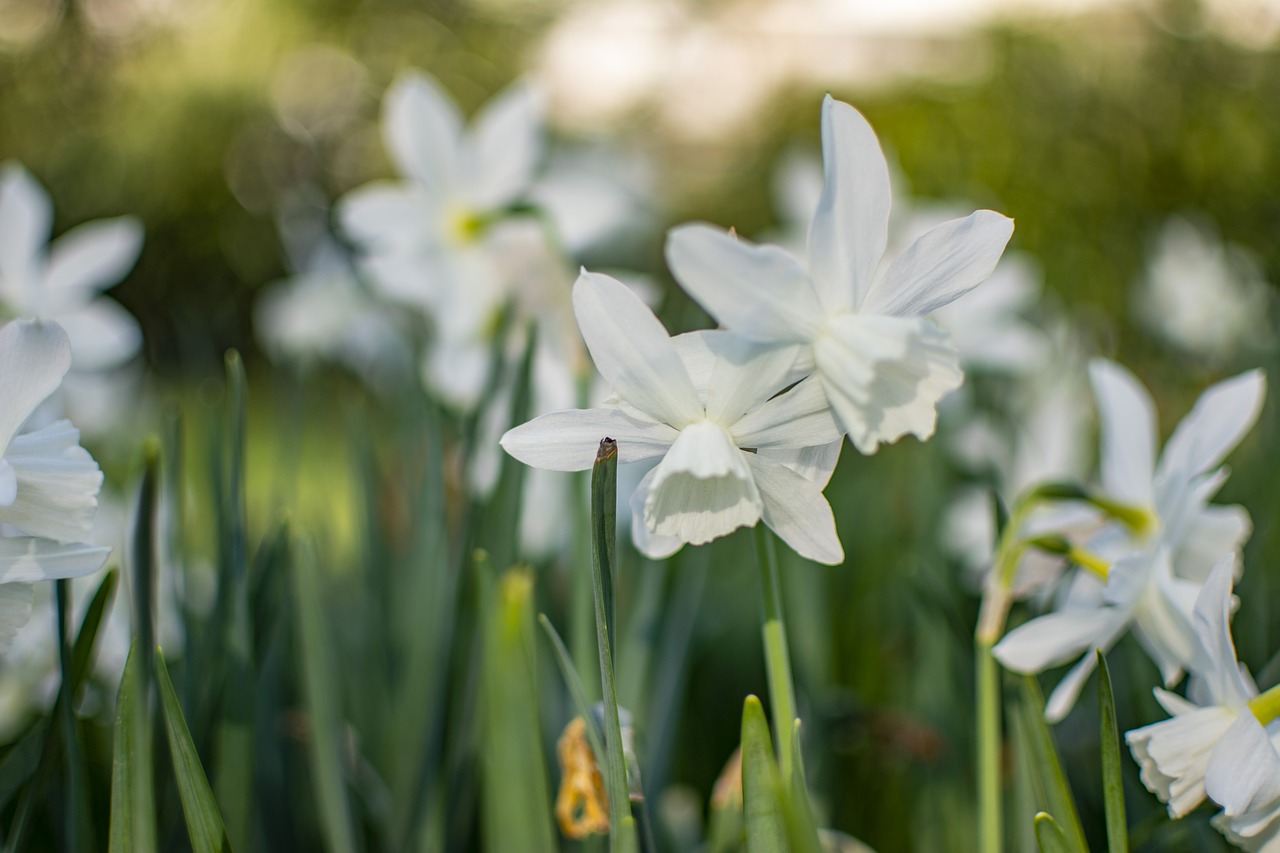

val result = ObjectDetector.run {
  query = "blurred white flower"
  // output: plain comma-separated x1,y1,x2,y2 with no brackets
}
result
1134,215,1270,363
255,193,411,389
668,96,1013,454
994,361,1266,721
0,163,143,372
502,272,844,563
338,71,544,410
0,319,110,654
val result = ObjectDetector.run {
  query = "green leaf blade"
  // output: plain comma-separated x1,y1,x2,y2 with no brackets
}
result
156,651,233,853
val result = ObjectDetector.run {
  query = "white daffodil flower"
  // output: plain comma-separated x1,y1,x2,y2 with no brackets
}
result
1126,558,1280,851
1125,556,1257,818
994,361,1266,721
667,95,1014,454
338,70,543,409
501,271,844,564
0,319,110,653
0,163,143,371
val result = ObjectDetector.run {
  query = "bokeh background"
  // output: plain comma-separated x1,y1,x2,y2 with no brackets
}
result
2,0,1280,850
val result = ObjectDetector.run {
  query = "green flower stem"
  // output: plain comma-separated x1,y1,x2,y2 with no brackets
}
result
975,495,1037,853
755,525,798,782
976,641,1002,853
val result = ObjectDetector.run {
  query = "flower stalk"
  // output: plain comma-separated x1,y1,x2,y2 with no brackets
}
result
755,525,798,782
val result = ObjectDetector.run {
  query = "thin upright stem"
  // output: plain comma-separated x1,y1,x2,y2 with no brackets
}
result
755,525,798,781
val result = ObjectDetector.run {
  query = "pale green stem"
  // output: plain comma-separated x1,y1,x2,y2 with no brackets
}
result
1249,683,1280,725
975,497,1036,853
755,525,797,782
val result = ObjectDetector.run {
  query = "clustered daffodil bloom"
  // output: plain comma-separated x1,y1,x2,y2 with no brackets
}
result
502,95,1014,562
502,272,844,563
994,360,1265,721
0,319,109,651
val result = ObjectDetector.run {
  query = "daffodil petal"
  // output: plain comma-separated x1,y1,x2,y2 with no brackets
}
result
732,376,841,450
501,408,676,472
0,539,109,583
465,81,543,210
808,96,891,314
1089,359,1157,507
573,271,703,428
993,607,1124,675
665,223,823,344
861,210,1014,318
1206,714,1280,818
758,440,842,489
382,71,463,191
628,467,683,560
0,320,71,452
748,453,843,565
54,298,143,371
645,422,760,545
44,216,144,302
0,163,52,291
1157,368,1266,486
1191,557,1255,710
337,183,434,251
0,582,32,654
0,419,103,542
814,314,962,454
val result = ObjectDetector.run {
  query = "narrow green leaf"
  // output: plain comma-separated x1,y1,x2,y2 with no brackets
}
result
539,615,607,765
784,721,823,853
215,350,254,852
1033,812,1074,853
109,640,157,853
589,438,633,853
1012,677,1088,853
741,695,788,853
477,559,556,853
1097,650,1129,853
8,570,122,852
290,533,359,853
132,441,160,682
56,581,95,851
156,651,232,853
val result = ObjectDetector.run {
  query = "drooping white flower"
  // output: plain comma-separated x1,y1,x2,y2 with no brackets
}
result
994,361,1266,721
501,271,844,564
666,96,1014,454
0,163,144,371
0,319,110,653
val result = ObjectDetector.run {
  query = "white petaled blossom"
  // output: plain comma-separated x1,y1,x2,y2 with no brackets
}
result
1134,215,1270,364
501,272,844,564
338,70,545,409
994,360,1266,722
0,163,144,371
0,319,110,653
1126,559,1280,852
667,95,1014,454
